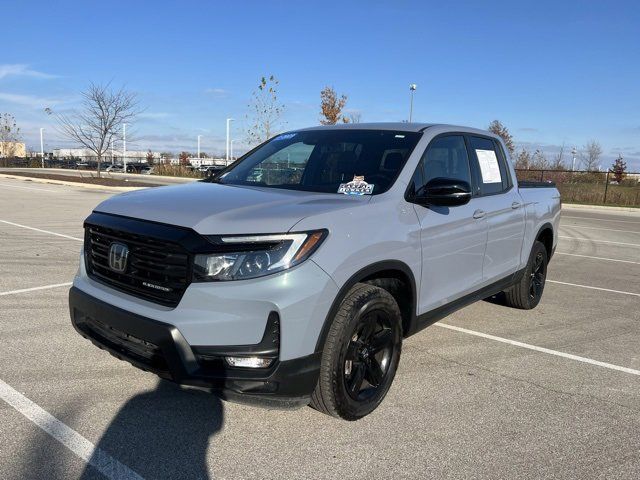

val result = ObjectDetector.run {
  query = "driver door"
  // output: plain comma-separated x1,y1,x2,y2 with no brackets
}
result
408,135,488,314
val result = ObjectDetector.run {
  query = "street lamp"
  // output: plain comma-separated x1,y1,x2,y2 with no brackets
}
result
39,128,44,168
197,135,202,159
122,123,127,172
226,118,234,162
409,84,417,122
230,139,236,162
571,146,577,171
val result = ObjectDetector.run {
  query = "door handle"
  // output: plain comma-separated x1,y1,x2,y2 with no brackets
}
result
473,209,486,219
511,202,521,209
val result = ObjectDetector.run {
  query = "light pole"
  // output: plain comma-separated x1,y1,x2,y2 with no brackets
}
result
571,146,577,171
122,123,127,172
39,128,44,168
409,84,417,122
197,135,202,159
226,118,234,162
230,139,236,162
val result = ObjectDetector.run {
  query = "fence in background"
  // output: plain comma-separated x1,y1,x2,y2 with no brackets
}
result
515,169,640,207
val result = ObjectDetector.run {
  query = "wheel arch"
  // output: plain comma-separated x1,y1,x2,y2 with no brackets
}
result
535,222,554,260
314,260,417,353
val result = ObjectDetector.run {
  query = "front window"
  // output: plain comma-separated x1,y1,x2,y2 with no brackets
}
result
217,130,422,195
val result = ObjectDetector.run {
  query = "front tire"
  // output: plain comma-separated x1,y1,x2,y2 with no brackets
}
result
310,283,402,420
503,240,548,310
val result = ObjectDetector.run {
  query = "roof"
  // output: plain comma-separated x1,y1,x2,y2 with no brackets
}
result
297,122,492,136
298,122,436,132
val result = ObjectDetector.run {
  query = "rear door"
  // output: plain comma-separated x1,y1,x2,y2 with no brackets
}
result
408,134,488,313
466,135,525,282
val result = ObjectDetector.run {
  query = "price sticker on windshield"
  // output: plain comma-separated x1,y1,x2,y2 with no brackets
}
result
338,176,375,195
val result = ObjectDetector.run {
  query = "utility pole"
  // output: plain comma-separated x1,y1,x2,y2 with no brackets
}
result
226,118,234,163
39,128,44,168
409,84,417,122
122,123,127,173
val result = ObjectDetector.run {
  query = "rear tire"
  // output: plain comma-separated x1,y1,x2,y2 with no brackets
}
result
503,240,548,310
310,283,402,420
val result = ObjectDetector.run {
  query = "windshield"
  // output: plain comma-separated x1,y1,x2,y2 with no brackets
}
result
216,129,422,195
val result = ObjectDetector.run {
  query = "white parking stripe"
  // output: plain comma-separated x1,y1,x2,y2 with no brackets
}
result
0,182,61,193
547,279,640,297
0,282,73,296
561,224,640,234
559,235,640,247
0,379,144,480
436,323,640,376
555,252,640,265
562,215,640,225
0,220,83,242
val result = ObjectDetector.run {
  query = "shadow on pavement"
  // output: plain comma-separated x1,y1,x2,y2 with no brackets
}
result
80,380,224,479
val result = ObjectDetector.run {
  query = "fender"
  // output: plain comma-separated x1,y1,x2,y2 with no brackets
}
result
314,260,417,352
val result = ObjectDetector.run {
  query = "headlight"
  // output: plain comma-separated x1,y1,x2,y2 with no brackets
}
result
193,230,327,281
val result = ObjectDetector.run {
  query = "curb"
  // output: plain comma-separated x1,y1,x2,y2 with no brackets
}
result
562,203,640,215
0,173,147,192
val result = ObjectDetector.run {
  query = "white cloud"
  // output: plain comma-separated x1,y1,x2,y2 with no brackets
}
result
204,88,229,97
138,112,170,119
0,64,57,80
0,92,66,109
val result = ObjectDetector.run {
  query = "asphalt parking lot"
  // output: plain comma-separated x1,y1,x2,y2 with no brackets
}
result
1,176,638,480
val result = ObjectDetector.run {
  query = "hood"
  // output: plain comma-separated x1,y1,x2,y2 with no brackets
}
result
94,182,369,234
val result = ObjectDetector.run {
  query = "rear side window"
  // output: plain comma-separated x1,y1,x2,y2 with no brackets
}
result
468,136,511,195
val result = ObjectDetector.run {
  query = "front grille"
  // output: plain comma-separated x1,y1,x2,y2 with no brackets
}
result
85,223,190,307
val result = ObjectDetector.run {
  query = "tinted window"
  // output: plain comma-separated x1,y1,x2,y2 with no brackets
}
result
468,136,510,195
410,135,471,193
219,130,421,194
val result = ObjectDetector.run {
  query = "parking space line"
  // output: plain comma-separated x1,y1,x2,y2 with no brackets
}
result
559,235,640,247
0,220,83,242
0,379,144,480
0,182,61,193
560,225,640,234
562,215,640,225
435,323,640,376
547,279,640,297
555,252,640,265
0,282,73,297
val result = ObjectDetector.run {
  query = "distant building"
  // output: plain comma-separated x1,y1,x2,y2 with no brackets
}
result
189,157,234,168
0,141,26,158
53,148,160,163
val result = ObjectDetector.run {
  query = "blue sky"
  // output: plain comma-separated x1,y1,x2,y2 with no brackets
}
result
1,0,639,168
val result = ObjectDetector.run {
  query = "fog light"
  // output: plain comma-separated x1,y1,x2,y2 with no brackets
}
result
225,356,274,368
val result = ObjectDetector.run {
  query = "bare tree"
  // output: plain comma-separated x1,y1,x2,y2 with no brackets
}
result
488,120,515,156
319,86,348,125
514,148,531,169
0,112,22,158
53,83,139,177
347,112,362,124
580,140,602,171
550,143,566,170
246,75,284,145
531,149,549,170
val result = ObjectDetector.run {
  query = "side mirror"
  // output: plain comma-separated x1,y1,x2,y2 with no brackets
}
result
414,177,472,207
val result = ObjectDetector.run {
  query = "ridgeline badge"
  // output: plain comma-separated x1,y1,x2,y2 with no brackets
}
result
337,176,374,195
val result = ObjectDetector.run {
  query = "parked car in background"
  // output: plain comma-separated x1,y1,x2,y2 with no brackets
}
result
105,164,124,173
69,123,561,420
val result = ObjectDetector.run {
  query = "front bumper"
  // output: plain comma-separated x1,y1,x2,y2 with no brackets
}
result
69,287,321,406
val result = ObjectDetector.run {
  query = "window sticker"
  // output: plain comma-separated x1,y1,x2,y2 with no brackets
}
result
273,132,297,141
475,149,502,183
337,175,374,195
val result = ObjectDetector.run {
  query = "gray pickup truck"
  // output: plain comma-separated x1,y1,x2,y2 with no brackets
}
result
69,123,561,420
